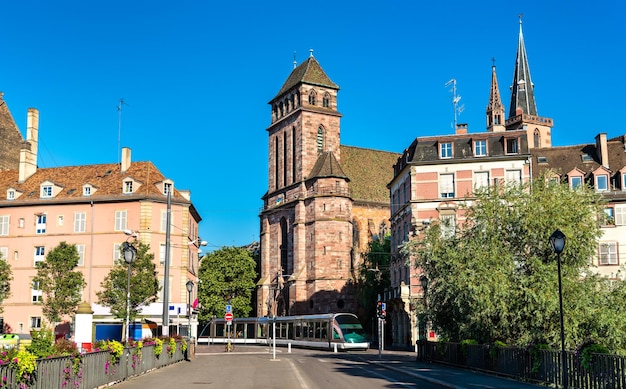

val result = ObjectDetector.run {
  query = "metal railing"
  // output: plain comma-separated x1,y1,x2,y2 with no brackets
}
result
0,341,188,389
420,341,626,389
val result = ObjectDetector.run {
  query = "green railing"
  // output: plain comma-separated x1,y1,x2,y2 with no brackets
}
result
0,341,188,389
420,341,626,389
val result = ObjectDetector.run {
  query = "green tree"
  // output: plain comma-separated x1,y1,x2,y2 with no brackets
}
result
402,175,625,350
357,236,391,335
0,251,13,314
197,246,256,322
97,241,160,323
33,242,86,324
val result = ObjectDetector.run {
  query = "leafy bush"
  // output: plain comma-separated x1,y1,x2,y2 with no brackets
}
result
489,340,507,359
460,339,478,358
579,341,609,370
26,327,54,358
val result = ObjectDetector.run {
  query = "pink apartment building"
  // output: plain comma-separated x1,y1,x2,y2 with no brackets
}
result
0,104,201,339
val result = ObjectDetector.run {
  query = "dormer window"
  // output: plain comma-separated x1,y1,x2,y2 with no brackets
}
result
7,190,15,200
570,176,582,189
595,174,609,191
41,185,53,198
123,180,133,194
440,142,453,159
83,186,91,196
473,140,486,156
505,138,519,154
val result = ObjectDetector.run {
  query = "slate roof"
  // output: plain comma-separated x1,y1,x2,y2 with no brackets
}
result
532,135,626,180
271,56,339,102
340,145,400,204
0,161,193,207
0,93,24,171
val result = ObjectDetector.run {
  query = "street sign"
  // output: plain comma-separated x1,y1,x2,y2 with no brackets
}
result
225,312,233,322
225,304,232,313
381,303,386,311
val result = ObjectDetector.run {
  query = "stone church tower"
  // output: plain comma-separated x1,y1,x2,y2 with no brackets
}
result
258,53,357,317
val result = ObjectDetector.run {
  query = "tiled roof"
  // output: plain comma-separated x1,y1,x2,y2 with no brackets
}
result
532,136,626,179
340,145,400,204
272,57,339,102
0,94,24,171
0,161,190,206
308,151,348,180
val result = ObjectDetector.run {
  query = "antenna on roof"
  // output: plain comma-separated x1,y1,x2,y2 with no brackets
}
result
444,79,464,129
117,98,128,165
293,51,297,69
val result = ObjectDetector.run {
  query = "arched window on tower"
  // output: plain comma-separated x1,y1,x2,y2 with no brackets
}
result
533,129,541,148
322,92,330,108
308,90,317,105
280,217,290,274
317,126,324,153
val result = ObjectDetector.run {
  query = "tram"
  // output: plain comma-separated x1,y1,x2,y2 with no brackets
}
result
197,313,369,351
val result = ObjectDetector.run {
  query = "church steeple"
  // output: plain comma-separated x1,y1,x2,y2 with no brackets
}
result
486,61,505,132
508,16,538,119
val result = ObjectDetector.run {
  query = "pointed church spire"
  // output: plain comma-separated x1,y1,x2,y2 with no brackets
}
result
486,59,505,132
508,15,538,119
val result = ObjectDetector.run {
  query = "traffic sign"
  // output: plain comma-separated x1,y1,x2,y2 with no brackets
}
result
225,312,233,322
225,304,232,313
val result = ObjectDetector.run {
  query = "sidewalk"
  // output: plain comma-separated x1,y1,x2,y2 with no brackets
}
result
195,345,546,389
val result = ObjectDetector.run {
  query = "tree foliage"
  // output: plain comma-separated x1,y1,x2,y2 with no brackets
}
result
33,242,86,323
357,236,391,334
402,176,626,352
197,246,256,322
97,241,160,322
0,251,12,314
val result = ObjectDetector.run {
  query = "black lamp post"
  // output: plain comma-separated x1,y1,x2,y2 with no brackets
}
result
549,229,567,389
418,275,428,360
122,241,137,344
186,280,194,338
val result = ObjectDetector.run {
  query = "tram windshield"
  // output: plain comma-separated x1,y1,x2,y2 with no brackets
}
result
335,315,368,343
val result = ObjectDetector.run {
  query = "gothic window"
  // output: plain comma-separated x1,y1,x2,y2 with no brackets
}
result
280,217,289,274
317,126,324,153
292,127,297,182
533,129,541,148
322,93,330,108
308,90,317,105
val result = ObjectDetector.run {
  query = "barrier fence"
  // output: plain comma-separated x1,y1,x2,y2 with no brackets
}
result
0,341,188,389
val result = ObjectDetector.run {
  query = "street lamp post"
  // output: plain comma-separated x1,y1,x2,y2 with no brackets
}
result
550,229,567,389
418,275,428,361
122,241,137,344
186,280,194,338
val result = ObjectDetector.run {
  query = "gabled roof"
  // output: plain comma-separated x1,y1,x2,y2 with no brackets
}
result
271,56,339,102
0,161,190,205
0,93,24,171
340,145,400,204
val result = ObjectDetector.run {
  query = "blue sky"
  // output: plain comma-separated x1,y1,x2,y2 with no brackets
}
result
1,1,624,250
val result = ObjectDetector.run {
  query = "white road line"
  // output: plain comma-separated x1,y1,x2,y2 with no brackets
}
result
287,358,310,389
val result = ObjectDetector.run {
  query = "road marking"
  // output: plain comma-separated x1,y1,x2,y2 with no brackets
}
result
287,358,310,389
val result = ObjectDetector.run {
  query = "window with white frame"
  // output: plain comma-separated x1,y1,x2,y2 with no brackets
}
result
159,243,173,266
439,174,455,198
18,218,24,228
623,173,626,190
0,247,7,260
41,185,53,198
473,171,490,191
604,207,615,226
113,243,122,264
123,180,133,194
114,210,127,231
599,242,618,265
7,190,15,200
505,170,522,185
31,280,43,303
30,317,42,330
440,214,456,238
76,244,85,266
161,211,168,232
36,214,47,234
596,174,609,191
474,140,487,156
0,215,8,236
505,138,519,154
58,215,64,226
570,176,582,189
440,142,453,159
615,205,626,225
74,212,86,233
34,246,45,265
83,186,91,196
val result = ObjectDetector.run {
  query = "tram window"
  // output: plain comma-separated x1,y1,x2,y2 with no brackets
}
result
236,323,244,338
295,321,302,338
280,323,288,339
259,323,267,338
308,321,315,338
246,323,255,338
333,328,340,340
288,323,294,339
320,322,328,339
216,323,225,337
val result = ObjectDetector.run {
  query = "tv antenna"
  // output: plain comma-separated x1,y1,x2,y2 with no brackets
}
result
117,98,128,165
444,79,464,129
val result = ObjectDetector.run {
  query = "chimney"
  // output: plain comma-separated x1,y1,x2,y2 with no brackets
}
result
121,147,131,173
456,123,468,135
18,108,39,183
595,133,608,168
